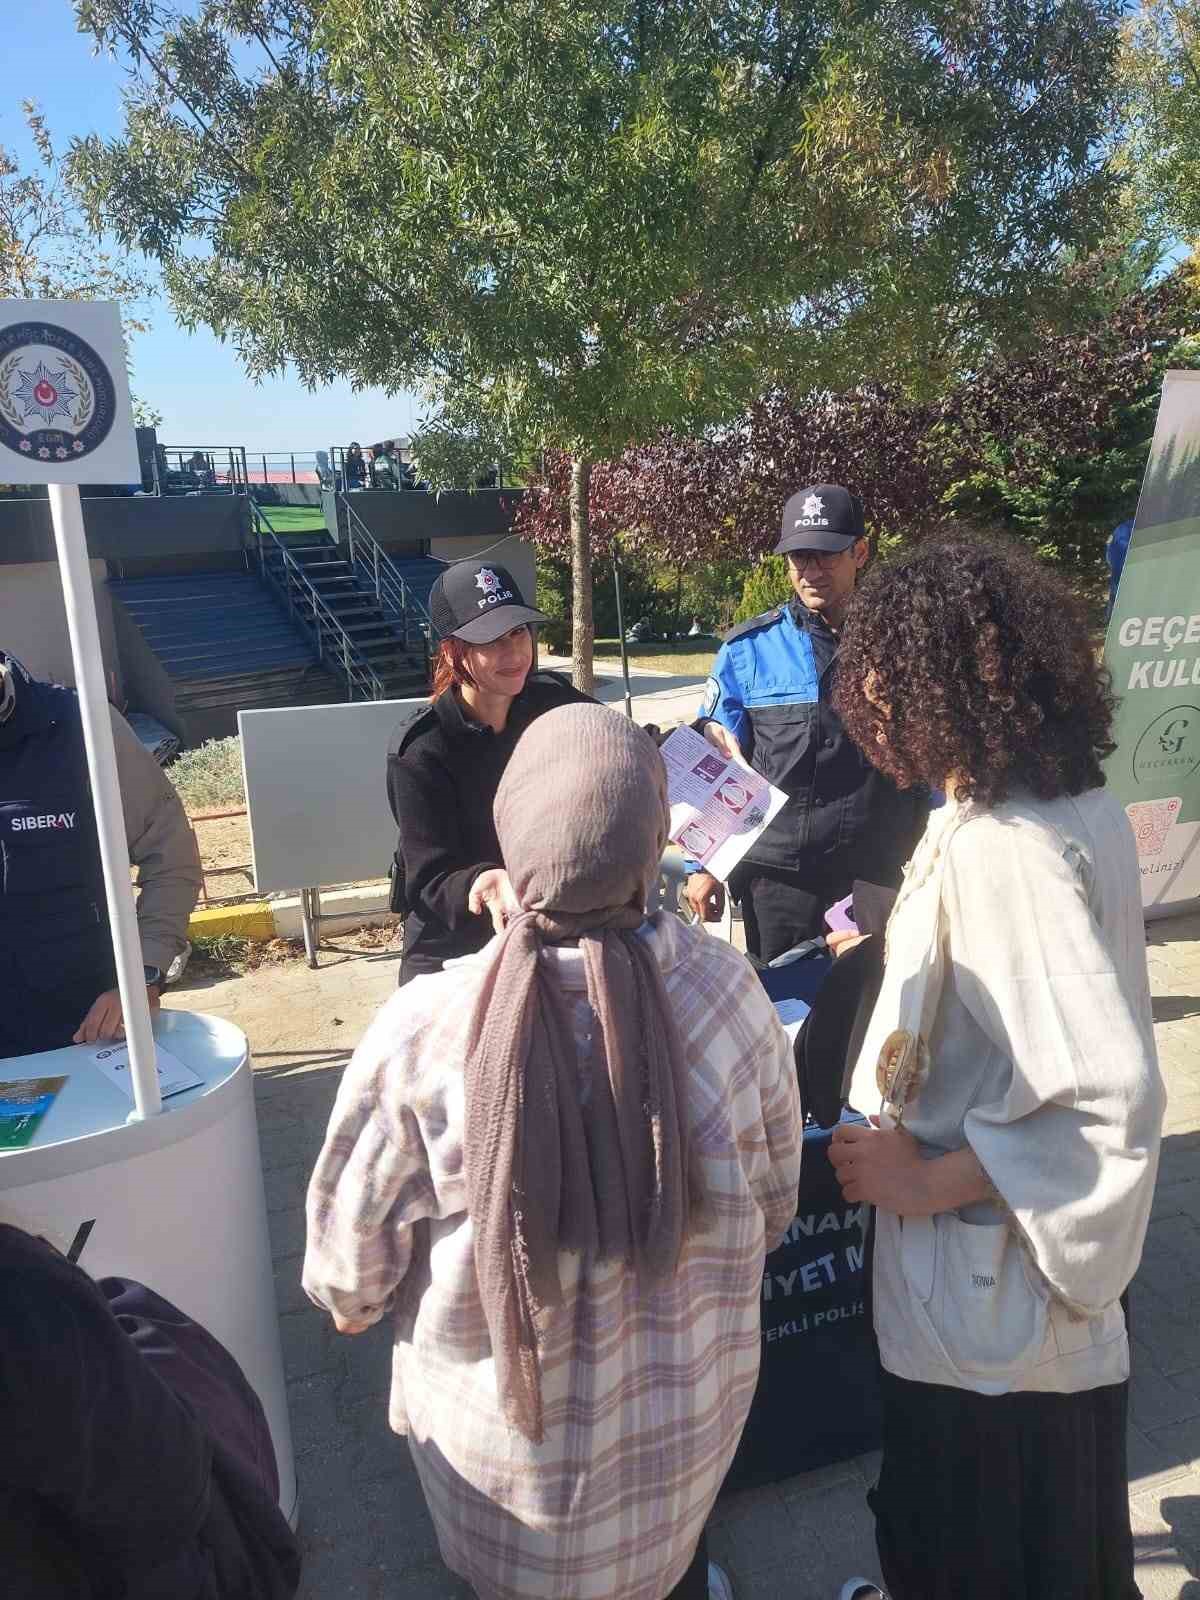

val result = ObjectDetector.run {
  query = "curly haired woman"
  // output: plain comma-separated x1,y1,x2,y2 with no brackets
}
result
827,535,1164,1600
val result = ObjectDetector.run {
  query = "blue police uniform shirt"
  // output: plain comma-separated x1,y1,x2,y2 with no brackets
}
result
695,598,926,883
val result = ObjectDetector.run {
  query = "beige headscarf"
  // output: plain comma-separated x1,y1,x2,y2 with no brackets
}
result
463,703,705,1442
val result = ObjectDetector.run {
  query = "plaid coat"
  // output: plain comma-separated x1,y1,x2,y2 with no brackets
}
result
303,914,802,1600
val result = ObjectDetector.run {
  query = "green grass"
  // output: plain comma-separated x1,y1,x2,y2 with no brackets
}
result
593,639,717,676
169,736,246,811
256,505,329,536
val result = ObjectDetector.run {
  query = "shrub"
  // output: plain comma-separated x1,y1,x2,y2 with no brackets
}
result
169,736,245,811
733,556,789,624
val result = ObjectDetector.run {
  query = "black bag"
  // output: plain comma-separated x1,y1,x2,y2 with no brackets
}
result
794,934,885,1129
388,850,408,916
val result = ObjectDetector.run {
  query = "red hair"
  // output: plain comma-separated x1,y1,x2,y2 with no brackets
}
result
431,636,478,700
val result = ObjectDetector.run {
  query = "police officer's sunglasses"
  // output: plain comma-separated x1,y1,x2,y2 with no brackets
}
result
788,548,847,571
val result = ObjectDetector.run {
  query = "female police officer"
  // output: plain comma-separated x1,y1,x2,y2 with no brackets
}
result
386,560,590,985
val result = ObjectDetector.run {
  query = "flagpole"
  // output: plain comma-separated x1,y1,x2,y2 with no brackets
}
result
48,481,161,1120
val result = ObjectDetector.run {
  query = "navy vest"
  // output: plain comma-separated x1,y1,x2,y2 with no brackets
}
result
0,679,114,995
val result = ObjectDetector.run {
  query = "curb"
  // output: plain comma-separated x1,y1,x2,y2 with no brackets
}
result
188,885,396,945
189,902,276,941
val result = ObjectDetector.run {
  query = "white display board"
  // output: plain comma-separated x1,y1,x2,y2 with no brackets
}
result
239,698,426,893
0,300,139,484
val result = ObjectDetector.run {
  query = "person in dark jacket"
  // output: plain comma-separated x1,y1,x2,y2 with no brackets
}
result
0,652,202,1056
386,559,590,984
343,441,367,490
0,1222,301,1600
685,486,928,960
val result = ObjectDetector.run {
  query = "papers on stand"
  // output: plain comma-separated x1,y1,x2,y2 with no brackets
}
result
660,724,787,881
91,1041,203,1102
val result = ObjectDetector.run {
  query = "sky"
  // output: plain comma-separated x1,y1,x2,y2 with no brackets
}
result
1,3,421,454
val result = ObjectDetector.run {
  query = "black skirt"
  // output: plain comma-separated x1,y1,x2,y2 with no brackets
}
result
870,1368,1140,1600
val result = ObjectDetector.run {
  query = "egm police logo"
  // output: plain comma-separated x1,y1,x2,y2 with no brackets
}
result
0,321,117,464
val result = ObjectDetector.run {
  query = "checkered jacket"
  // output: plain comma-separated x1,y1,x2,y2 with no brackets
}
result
303,913,802,1600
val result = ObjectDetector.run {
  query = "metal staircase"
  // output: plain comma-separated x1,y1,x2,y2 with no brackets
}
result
339,493,438,660
247,503,430,700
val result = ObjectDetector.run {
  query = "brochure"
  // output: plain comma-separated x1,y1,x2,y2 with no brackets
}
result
90,1041,203,1102
0,1076,67,1150
660,724,788,882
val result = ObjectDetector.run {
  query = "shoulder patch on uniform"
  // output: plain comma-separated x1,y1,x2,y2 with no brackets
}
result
700,676,721,715
722,606,785,645
389,703,436,759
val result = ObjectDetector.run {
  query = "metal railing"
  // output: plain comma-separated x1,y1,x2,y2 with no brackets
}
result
153,444,249,495
247,502,390,701
340,492,433,669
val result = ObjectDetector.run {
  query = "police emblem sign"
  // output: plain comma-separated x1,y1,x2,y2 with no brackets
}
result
0,301,138,484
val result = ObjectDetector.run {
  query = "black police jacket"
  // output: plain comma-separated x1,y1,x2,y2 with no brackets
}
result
0,674,115,997
700,598,927,883
385,671,590,975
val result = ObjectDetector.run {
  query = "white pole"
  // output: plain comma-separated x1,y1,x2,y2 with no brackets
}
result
48,482,162,1120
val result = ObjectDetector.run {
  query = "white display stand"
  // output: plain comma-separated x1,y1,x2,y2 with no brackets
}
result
0,1010,297,1524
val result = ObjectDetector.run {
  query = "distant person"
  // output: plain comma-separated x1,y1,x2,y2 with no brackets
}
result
829,535,1163,1600
306,704,803,1600
343,442,367,490
385,561,588,984
371,441,398,490
0,652,201,1056
1106,517,1134,619
187,451,214,488
0,1221,301,1600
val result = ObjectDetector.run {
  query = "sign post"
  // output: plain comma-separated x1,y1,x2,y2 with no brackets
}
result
1104,369,1200,920
0,300,159,1116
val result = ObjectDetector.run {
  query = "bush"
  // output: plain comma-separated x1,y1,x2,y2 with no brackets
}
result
733,556,789,624
539,617,571,654
169,736,245,811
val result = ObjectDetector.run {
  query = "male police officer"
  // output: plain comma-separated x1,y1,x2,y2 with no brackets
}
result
0,652,202,1057
685,485,927,961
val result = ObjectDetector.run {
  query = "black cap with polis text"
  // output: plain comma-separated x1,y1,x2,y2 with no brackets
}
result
774,485,866,555
429,560,549,645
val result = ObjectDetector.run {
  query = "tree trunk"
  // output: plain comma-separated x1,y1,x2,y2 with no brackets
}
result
569,454,594,696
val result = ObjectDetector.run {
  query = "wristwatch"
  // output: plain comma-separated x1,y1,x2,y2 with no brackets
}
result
143,965,163,988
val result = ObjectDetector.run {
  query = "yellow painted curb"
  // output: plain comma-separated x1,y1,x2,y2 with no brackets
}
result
189,903,276,942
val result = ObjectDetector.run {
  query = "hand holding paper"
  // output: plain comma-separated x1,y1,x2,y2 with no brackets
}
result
659,725,787,881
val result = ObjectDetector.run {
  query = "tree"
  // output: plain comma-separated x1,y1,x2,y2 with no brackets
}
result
1118,0,1200,246
1,102,158,423
519,261,1200,578
73,0,1123,690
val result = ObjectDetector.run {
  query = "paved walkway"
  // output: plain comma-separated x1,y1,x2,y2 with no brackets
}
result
165,911,1200,1599
538,651,709,729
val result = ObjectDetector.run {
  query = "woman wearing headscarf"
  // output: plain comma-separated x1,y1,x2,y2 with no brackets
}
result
306,704,803,1600
826,536,1164,1600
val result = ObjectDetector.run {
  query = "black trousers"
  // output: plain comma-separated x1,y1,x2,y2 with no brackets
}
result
870,1370,1139,1599
732,864,850,962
